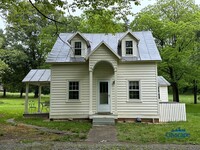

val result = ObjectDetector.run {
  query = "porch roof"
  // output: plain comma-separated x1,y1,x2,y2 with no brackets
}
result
22,69,50,85
157,76,170,87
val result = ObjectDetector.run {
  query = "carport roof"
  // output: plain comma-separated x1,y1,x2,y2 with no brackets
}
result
22,69,50,85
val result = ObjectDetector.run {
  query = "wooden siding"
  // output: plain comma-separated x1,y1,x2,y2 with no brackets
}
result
117,63,159,118
50,64,89,119
159,87,169,102
159,103,186,122
121,34,138,57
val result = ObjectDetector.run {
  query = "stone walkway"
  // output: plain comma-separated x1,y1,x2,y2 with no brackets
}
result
86,125,117,143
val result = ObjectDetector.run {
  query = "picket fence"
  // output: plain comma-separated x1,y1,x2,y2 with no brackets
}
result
159,102,186,122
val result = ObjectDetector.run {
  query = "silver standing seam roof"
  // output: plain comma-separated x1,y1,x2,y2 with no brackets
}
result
22,69,50,85
157,76,170,87
46,31,162,63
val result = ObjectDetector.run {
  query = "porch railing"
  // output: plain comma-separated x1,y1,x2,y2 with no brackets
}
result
159,102,186,122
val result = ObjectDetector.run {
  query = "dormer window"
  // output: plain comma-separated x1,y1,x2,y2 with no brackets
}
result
74,42,82,56
125,41,133,55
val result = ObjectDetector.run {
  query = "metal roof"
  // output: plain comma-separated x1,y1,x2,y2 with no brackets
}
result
157,76,170,87
22,69,50,85
46,31,161,63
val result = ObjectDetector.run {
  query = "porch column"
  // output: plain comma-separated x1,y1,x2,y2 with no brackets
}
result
114,68,118,114
38,84,42,113
89,69,93,114
24,83,29,114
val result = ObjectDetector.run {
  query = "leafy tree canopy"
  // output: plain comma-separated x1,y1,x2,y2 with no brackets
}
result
131,0,200,101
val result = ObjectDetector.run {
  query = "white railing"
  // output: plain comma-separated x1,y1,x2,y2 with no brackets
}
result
159,102,186,122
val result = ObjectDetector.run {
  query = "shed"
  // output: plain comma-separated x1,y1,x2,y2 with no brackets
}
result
157,76,170,102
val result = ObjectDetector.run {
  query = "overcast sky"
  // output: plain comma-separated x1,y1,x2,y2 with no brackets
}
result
0,0,199,30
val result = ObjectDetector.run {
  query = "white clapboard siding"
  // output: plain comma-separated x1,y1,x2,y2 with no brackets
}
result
159,103,186,122
159,87,169,102
117,63,159,119
50,64,90,119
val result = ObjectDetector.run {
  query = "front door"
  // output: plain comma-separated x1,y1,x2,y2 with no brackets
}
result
98,81,111,112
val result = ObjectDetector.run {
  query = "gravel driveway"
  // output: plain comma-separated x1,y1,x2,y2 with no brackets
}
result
1,141,200,150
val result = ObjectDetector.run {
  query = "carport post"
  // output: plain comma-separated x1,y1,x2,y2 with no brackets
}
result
38,84,42,112
24,83,29,114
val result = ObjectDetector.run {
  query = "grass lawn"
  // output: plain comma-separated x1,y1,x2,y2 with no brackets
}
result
1,92,200,143
0,92,91,142
117,94,200,144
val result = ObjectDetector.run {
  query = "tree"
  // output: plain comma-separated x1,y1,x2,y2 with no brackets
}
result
1,1,62,97
0,49,28,97
130,0,200,102
79,10,126,33
0,0,140,29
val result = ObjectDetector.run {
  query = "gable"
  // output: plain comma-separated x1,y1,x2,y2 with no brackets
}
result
89,43,118,69
87,42,120,60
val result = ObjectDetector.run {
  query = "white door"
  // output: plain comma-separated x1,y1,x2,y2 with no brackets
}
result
98,81,111,112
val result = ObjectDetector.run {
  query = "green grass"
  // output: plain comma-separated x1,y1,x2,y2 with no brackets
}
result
16,117,91,133
0,92,91,141
169,94,200,104
1,92,200,143
117,94,200,144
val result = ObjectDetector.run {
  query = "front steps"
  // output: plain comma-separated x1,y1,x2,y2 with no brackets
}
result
89,114,118,125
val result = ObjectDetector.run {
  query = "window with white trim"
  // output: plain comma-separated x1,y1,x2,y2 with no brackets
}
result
74,42,81,56
125,41,133,55
129,81,140,99
68,81,79,100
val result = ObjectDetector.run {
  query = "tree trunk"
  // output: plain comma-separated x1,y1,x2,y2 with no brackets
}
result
171,82,179,102
34,86,39,98
20,87,24,98
3,88,6,97
194,80,197,104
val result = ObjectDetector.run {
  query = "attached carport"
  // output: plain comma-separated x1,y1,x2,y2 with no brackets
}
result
22,69,50,115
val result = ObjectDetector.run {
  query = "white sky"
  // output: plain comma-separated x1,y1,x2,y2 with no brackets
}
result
0,0,199,30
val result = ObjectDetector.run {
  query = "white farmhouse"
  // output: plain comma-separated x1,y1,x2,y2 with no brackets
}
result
23,31,186,124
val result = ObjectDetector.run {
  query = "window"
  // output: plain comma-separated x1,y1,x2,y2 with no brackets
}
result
74,42,81,56
125,41,133,55
69,81,79,100
129,81,140,99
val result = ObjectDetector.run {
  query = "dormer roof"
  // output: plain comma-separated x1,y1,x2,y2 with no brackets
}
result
119,31,140,42
68,32,90,47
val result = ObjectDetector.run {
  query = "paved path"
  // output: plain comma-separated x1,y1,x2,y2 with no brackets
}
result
86,125,117,143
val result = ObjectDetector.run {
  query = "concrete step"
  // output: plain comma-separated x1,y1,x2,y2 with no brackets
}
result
92,118,115,125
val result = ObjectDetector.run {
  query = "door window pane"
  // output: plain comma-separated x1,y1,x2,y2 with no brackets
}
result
100,82,108,104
